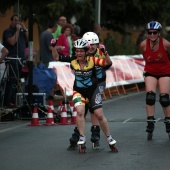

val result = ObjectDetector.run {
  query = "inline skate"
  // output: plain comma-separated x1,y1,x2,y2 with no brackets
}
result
164,118,170,139
146,116,155,140
91,125,100,150
107,135,118,153
67,127,79,150
77,135,86,153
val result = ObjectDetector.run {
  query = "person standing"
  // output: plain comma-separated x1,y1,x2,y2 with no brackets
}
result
40,19,58,67
56,23,74,56
2,14,28,107
53,16,73,56
39,19,64,99
0,43,9,63
139,21,170,140
52,16,67,39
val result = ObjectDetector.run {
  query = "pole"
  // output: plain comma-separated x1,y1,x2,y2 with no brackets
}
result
95,0,101,24
27,2,33,109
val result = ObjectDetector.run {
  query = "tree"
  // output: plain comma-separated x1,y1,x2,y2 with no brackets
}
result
2,0,170,55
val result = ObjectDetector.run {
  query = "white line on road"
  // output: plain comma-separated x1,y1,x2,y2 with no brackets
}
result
0,123,28,133
123,118,133,123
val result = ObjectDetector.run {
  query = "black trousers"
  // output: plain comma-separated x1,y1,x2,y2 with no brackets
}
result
3,59,22,106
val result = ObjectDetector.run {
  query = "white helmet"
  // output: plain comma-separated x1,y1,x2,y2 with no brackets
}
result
82,32,99,44
146,21,162,31
73,38,90,49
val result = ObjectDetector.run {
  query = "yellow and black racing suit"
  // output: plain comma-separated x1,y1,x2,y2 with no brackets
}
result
58,54,109,111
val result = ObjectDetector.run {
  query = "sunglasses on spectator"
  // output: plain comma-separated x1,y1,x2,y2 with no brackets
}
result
147,31,158,35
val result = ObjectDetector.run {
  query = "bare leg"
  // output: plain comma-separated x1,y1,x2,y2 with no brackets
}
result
94,108,110,136
76,105,85,135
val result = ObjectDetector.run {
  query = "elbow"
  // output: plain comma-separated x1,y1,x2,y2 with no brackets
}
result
105,61,112,66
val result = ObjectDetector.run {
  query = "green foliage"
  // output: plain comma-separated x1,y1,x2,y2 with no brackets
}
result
2,0,170,55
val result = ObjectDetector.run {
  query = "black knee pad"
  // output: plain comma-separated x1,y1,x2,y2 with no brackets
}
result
146,91,156,106
159,93,170,107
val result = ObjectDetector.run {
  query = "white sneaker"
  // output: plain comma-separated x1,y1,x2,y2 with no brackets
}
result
107,135,116,145
77,135,86,145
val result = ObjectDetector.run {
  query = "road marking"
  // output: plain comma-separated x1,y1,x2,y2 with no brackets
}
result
0,123,28,133
155,118,162,122
123,118,133,123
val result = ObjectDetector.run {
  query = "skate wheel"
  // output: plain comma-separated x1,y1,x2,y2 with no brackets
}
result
92,142,100,150
67,144,77,150
109,144,118,153
78,144,86,153
147,133,153,140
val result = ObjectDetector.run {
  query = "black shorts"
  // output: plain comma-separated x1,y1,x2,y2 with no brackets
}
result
143,72,170,80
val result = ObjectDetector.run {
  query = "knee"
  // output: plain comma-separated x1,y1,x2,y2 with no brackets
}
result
146,91,156,106
77,109,85,117
159,93,170,107
94,113,105,121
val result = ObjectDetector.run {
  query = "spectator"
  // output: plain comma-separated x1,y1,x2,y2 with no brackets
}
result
56,23,74,56
2,14,28,107
39,19,64,99
39,19,58,67
0,43,9,63
52,16,67,39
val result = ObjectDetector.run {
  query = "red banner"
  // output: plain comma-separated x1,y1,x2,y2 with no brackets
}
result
50,55,145,96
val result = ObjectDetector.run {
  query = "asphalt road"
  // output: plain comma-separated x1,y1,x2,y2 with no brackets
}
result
0,90,170,170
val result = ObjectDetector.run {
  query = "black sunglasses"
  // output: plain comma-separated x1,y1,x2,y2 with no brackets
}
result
148,31,158,35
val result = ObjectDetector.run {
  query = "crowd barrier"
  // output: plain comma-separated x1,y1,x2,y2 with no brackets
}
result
0,55,145,99
49,54,145,98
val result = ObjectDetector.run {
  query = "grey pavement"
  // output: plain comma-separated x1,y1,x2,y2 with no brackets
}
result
0,90,170,170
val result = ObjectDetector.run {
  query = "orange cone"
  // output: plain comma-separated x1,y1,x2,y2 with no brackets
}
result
44,107,57,126
58,105,69,125
71,106,77,124
28,107,42,126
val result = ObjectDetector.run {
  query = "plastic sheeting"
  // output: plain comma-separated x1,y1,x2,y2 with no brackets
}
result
31,63,57,98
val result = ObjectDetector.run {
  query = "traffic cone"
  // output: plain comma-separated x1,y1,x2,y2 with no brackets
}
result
44,107,57,126
71,106,77,124
48,100,54,112
69,101,74,112
58,105,69,125
57,101,63,114
28,107,42,126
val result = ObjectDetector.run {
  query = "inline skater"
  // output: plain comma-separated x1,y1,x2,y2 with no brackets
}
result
67,32,111,150
51,38,118,153
139,21,170,140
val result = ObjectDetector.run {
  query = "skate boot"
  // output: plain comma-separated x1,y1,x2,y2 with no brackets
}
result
91,125,100,150
67,127,79,150
77,135,86,153
146,116,155,140
164,117,170,139
107,135,118,153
